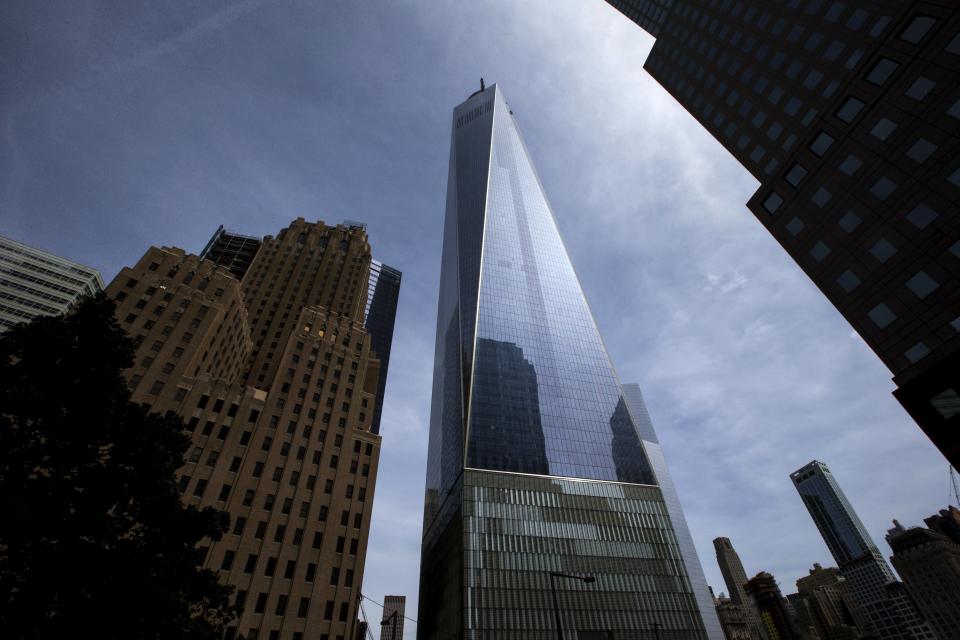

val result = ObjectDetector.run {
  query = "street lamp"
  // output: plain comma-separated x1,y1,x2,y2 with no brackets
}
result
380,610,398,640
549,571,596,640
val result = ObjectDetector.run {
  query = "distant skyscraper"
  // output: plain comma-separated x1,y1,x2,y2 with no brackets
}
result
795,563,866,640
791,460,929,639
745,572,799,640
418,82,713,638
363,260,401,434
603,1,960,468
0,235,102,333
381,595,406,640
105,218,399,640
624,384,723,639
714,537,767,640
887,512,960,640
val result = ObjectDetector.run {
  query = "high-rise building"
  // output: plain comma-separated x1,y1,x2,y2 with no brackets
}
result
364,261,401,435
790,460,930,639
104,218,399,640
744,572,798,640
199,225,263,281
714,537,767,640
715,595,755,640
418,82,715,639
886,513,960,639
624,384,724,639
0,234,103,333
795,563,865,640
381,595,406,640
602,1,960,468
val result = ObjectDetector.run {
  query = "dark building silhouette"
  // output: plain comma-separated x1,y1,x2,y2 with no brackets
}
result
604,1,960,467
714,537,768,640
745,572,799,640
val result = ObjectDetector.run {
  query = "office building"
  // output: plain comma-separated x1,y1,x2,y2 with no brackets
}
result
744,572,798,640
418,82,714,638
887,513,960,639
364,261,401,434
200,225,263,281
0,234,103,333
791,460,929,639
795,564,865,640
603,1,960,467
715,596,754,640
381,596,405,640
714,537,768,639
105,218,400,640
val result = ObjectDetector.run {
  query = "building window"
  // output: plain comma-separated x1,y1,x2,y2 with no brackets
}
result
931,389,960,419
905,271,939,299
906,203,937,229
809,131,833,156
906,138,937,163
786,217,805,236
866,58,898,85
870,238,897,263
905,77,935,101
809,242,830,262
837,270,860,292
838,211,861,233
811,188,832,207
836,97,864,123
904,342,930,363
870,177,897,200
899,16,937,44
868,303,897,329
838,154,863,176
763,192,783,214
870,118,897,141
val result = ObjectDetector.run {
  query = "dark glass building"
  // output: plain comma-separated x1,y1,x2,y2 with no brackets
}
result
418,83,716,639
790,460,933,639
604,1,960,468
364,260,402,434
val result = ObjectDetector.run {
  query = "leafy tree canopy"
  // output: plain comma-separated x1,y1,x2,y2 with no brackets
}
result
0,294,236,639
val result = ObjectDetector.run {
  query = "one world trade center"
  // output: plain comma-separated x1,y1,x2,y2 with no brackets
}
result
418,82,721,640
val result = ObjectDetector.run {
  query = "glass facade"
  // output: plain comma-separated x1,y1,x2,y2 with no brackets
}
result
420,84,710,639
364,260,402,434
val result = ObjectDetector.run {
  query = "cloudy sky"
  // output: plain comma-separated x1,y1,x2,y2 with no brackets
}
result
2,2,951,637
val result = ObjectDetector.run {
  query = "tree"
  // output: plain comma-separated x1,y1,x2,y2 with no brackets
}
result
0,294,237,639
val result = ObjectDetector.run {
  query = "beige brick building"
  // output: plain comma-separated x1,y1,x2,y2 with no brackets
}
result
105,218,393,640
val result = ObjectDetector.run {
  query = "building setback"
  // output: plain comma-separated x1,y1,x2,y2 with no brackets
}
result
104,218,399,640
418,82,713,639
795,563,866,640
603,0,960,468
0,234,103,333
790,460,933,639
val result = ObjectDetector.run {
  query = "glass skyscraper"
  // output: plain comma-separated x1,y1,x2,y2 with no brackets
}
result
418,83,715,639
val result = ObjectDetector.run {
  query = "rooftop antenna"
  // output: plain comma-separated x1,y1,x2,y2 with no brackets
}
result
480,77,485,92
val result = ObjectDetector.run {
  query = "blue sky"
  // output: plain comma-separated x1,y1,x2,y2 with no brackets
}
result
2,2,950,637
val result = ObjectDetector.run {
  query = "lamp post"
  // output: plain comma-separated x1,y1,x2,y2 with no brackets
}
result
549,571,596,640
380,610,398,640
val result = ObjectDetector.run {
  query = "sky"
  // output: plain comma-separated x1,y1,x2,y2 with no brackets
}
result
1,2,952,638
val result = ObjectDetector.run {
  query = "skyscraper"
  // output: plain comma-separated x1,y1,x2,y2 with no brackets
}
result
381,595,406,640
363,260,401,435
624,384,724,640
0,234,103,333
744,572,798,640
105,218,399,640
713,537,767,640
418,82,714,639
886,512,960,640
602,1,960,468
790,460,929,639
795,563,867,640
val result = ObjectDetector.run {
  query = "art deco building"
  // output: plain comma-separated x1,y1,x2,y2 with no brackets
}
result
417,82,716,639
105,218,400,640
603,1,960,467
715,595,755,640
886,511,960,639
795,564,865,640
714,537,768,640
790,461,931,639
0,234,103,333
